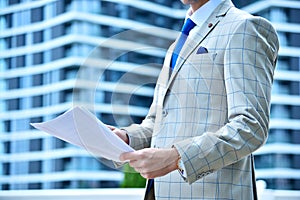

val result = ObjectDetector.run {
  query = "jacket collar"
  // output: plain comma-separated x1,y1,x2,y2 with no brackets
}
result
167,0,234,87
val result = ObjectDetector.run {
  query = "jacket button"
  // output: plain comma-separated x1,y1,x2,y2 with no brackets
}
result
162,109,168,117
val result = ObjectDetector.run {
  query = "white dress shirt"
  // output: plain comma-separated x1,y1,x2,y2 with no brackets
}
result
187,0,222,36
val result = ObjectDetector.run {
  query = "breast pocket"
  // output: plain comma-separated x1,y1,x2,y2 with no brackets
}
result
173,51,224,99
180,52,217,79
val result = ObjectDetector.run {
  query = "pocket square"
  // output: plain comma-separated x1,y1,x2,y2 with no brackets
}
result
196,46,208,54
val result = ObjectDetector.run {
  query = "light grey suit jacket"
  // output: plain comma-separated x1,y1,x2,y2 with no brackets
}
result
124,0,279,199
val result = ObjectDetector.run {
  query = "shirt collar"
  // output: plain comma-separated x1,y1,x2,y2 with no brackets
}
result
186,0,222,27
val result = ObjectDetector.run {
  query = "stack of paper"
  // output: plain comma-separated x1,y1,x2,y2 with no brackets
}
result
30,106,134,162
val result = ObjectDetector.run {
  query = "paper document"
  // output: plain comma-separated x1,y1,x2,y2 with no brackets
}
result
30,106,134,162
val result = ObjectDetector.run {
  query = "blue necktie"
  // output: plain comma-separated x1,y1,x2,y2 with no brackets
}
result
170,18,196,70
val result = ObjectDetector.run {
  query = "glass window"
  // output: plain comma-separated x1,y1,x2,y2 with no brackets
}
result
55,0,66,15
28,183,42,189
32,52,44,65
272,80,291,95
54,158,65,171
4,120,11,132
54,138,66,149
29,139,42,151
293,155,300,169
2,184,9,190
29,161,42,174
4,37,12,49
7,77,20,89
4,58,11,69
32,74,43,86
2,163,10,175
32,95,43,108
62,89,73,102
51,24,64,39
16,34,25,47
4,14,12,28
14,118,29,132
51,47,64,60
8,0,20,5
101,1,117,16
289,8,300,24
64,66,78,80
31,7,43,23
6,98,20,110
16,55,26,68
33,31,43,44
3,141,11,153
274,154,291,168
268,129,291,143
270,104,290,119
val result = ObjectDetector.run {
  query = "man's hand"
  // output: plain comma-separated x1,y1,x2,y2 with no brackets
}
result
107,125,129,144
120,148,180,179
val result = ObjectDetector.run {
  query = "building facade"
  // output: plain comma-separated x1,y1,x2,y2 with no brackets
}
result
0,0,185,190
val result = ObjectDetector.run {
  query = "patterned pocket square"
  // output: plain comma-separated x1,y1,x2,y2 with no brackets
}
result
196,46,208,54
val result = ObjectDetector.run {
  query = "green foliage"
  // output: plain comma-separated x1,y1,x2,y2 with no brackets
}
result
120,163,146,188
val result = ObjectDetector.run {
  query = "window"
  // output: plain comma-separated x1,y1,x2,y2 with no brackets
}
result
31,7,43,23
29,161,42,174
62,89,73,102
270,105,290,119
64,66,78,80
32,73,43,86
3,120,11,132
2,163,10,175
8,0,20,5
32,95,43,108
28,183,42,189
6,98,20,110
3,142,11,153
4,37,12,49
51,24,64,39
16,55,26,68
54,158,65,171
4,58,11,69
33,52,43,65
33,31,43,44
7,77,20,89
29,139,42,151
2,184,9,190
4,14,12,28
51,47,64,60
16,34,25,47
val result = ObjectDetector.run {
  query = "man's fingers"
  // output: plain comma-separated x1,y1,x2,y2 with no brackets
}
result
119,152,139,162
140,163,174,179
106,125,116,131
119,152,130,161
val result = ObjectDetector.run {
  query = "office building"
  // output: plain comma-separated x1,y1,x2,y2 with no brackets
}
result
0,0,185,190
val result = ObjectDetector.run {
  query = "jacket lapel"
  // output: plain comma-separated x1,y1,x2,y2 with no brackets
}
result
161,0,234,104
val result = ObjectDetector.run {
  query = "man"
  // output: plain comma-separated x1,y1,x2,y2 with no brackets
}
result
110,0,279,199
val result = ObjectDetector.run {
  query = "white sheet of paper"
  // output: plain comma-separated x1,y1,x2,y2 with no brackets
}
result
30,106,134,162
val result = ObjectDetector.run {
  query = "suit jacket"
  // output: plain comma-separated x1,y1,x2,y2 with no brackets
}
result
124,0,279,199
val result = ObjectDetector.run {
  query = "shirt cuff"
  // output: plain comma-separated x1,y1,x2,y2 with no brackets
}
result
177,158,187,179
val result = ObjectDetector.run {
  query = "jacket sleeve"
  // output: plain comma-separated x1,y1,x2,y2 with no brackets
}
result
122,101,156,150
173,17,279,184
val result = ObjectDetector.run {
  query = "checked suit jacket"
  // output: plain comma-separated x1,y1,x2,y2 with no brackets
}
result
123,0,279,199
